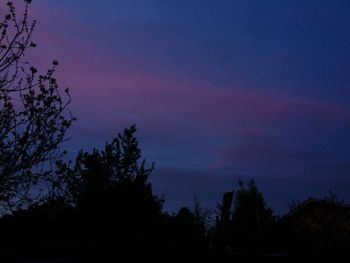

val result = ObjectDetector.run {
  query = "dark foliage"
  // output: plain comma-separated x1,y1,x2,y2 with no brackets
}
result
53,125,164,259
166,207,208,256
214,179,275,253
0,2,349,262
231,179,275,244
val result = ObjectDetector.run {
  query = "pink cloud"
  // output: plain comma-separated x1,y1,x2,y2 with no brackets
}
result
25,3,350,145
34,41,350,138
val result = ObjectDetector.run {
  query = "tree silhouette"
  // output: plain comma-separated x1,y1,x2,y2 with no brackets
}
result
231,179,274,248
214,179,275,253
55,125,163,257
0,1,74,212
164,205,208,257
56,125,160,206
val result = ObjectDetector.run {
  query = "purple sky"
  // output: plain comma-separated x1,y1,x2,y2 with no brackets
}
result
28,0,350,214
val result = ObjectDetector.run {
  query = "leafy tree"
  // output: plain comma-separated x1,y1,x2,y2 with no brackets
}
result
174,207,197,246
0,1,74,212
231,179,274,244
56,125,160,206
55,125,163,249
214,179,275,252
173,205,208,255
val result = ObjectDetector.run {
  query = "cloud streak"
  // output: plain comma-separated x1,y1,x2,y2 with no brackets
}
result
26,0,350,213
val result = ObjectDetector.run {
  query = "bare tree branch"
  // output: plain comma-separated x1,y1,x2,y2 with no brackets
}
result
0,1,74,213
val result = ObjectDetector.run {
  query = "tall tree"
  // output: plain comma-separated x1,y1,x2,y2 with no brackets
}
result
231,179,274,243
56,125,160,207
0,1,74,212
214,179,275,252
54,125,163,256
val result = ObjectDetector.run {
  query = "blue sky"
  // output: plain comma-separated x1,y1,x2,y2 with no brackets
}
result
29,0,350,213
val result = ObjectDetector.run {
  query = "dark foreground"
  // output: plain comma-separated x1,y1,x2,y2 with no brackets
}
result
1,243,350,263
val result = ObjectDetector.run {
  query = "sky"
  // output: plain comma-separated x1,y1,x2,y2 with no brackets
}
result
26,0,350,214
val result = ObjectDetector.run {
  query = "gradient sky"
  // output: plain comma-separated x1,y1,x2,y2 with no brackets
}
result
28,0,350,214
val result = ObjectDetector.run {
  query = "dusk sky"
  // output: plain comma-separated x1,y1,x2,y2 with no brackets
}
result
29,0,350,214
